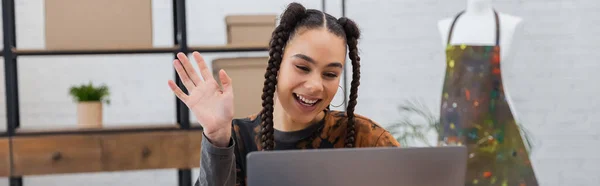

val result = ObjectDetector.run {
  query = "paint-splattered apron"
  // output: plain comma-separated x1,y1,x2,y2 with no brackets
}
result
439,10,539,186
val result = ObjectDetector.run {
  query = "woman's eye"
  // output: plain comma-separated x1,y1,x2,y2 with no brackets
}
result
296,65,310,72
324,73,338,78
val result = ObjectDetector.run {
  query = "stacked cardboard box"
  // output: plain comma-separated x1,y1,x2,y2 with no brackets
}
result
44,0,153,50
225,15,277,45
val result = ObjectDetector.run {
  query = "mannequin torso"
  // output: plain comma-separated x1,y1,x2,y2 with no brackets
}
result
437,0,524,122
437,0,522,59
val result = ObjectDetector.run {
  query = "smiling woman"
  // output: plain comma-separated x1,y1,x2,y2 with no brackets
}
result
166,2,400,186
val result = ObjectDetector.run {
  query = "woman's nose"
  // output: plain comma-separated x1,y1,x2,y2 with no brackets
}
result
304,75,323,94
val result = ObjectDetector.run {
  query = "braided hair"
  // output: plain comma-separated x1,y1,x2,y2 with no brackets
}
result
259,2,361,150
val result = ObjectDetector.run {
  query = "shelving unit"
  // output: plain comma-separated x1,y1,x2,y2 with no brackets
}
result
1,0,339,186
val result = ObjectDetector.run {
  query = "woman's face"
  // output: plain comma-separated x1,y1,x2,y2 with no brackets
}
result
276,27,347,124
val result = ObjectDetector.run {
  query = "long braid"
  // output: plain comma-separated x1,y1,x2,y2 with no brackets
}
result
338,17,361,148
259,3,307,151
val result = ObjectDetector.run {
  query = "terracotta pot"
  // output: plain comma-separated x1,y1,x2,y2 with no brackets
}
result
77,101,103,128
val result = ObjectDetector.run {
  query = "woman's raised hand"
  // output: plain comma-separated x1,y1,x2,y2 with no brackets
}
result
168,52,234,147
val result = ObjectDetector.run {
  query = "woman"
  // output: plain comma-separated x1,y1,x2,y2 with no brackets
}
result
168,2,400,186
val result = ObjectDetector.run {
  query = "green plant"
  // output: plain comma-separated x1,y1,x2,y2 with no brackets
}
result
69,81,111,104
387,98,440,147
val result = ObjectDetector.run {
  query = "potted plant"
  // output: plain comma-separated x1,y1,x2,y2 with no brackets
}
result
69,81,110,128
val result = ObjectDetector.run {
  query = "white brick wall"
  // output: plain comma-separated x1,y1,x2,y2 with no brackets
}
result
0,0,598,185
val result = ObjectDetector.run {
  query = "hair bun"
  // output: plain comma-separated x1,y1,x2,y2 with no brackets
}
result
338,17,360,39
279,2,307,30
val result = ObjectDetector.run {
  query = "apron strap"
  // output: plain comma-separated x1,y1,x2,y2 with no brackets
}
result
446,11,465,45
494,10,500,46
447,10,501,46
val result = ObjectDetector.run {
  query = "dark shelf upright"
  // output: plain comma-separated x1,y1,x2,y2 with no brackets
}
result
173,0,190,130
2,0,22,185
2,0,18,136
173,0,193,186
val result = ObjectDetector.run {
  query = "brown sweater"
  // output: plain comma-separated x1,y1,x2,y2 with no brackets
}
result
195,109,400,186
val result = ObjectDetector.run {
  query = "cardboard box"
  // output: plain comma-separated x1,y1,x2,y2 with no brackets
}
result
212,57,269,118
225,15,277,45
45,0,153,50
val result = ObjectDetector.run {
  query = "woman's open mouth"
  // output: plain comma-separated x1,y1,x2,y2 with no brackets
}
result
293,93,321,111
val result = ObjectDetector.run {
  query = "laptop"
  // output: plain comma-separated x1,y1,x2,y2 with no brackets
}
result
246,146,467,186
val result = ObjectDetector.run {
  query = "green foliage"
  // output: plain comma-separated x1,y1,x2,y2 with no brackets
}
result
387,99,440,147
69,81,110,104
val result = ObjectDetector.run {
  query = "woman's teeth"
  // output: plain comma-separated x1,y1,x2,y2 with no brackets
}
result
295,94,318,105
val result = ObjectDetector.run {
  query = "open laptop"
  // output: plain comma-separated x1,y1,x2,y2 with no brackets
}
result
246,146,467,186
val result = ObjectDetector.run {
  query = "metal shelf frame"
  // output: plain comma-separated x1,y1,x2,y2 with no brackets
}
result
1,0,338,186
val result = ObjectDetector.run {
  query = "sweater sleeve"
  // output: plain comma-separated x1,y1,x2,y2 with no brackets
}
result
194,132,237,186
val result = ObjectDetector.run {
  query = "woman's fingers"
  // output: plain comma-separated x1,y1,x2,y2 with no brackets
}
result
168,80,188,102
173,59,196,91
176,52,202,85
192,51,215,82
219,69,233,93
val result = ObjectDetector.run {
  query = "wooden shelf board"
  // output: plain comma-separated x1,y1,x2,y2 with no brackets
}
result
188,43,269,52
9,129,203,176
14,123,191,136
10,44,269,55
13,46,179,55
0,139,10,177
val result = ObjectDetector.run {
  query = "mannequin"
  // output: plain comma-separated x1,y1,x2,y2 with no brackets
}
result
438,0,522,59
437,0,523,122
436,1,538,185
